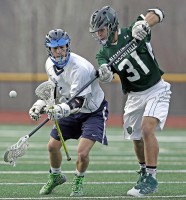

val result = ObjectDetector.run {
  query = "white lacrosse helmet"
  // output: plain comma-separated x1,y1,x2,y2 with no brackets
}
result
45,29,71,69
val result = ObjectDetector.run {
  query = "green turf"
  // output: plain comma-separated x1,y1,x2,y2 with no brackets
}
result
0,125,186,199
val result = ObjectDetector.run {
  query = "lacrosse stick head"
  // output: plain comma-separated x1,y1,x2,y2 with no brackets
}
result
4,135,29,166
35,81,55,106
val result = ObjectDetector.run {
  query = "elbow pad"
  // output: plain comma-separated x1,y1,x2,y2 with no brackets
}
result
67,97,85,114
68,97,85,109
147,8,165,23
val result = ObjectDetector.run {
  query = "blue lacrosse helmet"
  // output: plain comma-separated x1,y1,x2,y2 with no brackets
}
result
45,29,71,69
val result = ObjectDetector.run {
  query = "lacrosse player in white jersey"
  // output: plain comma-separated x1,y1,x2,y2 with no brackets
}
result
29,29,109,197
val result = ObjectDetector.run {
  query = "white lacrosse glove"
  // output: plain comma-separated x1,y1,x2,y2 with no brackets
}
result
46,103,71,120
29,100,46,121
132,20,150,41
98,64,113,83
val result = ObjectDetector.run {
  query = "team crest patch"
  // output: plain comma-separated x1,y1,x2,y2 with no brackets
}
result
127,126,133,135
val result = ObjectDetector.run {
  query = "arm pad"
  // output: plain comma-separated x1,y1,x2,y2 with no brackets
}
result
147,8,165,23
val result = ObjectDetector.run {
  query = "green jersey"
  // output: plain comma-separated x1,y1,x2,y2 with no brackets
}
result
96,15,164,94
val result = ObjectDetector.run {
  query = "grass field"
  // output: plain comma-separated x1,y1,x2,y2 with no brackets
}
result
0,124,186,200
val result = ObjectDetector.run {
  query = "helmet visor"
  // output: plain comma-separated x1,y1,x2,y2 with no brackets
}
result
89,23,107,33
47,38,69,48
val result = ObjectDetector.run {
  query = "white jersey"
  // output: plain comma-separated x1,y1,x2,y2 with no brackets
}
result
45,52,104,113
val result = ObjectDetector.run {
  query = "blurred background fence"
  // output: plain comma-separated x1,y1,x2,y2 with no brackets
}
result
0,0,186,128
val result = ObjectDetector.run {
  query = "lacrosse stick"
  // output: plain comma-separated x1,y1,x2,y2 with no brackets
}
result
3,117,51,166
35,81,71,161
4,81,70,166
54,120,71,161
3,81,55,166
4,135,29,166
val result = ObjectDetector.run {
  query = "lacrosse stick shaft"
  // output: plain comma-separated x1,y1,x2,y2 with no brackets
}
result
68,40,138,103
28,118,49,138
54,120,71,161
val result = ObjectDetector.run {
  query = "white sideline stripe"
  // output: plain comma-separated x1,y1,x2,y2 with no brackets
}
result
2,161,186,165
1,156,186,161
1,170,186,174
2,161,186,166
0,181,186,185
1,196,186,199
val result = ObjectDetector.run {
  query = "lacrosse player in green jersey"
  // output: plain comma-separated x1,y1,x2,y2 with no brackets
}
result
89,5,171,197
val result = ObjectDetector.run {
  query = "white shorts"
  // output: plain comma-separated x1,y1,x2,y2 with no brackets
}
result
123,79,171,140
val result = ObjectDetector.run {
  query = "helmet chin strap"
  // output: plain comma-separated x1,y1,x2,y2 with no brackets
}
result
100,39,107,46
104,29,116,47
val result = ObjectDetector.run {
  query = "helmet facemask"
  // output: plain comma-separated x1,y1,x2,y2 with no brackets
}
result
91,25,116,47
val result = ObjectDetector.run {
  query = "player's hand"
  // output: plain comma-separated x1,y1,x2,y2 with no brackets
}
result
29,100,46,121
46,103,71,120
98,64,113,83
132,20,150,41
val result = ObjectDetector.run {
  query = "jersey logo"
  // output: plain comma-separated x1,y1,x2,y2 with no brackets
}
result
109,42,138,65
53,65,64,76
